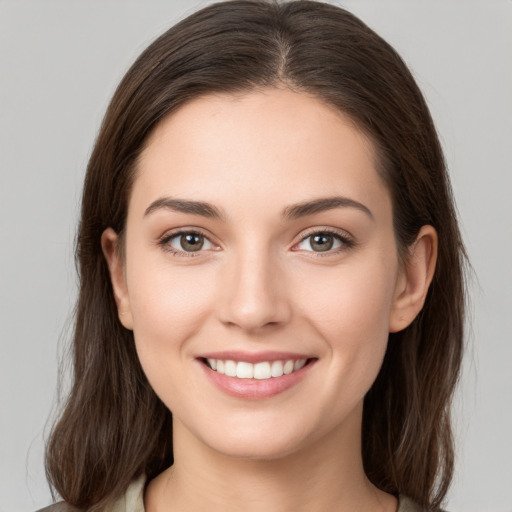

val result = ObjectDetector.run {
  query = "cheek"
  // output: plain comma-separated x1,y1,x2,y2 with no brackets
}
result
299,257,397,384
302,258,396,336
125,257,217,379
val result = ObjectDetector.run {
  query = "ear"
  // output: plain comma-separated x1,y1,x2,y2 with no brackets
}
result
101,228,134,330
389,225,438,333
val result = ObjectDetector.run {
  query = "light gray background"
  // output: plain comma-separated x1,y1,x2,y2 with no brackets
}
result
1,1,511,511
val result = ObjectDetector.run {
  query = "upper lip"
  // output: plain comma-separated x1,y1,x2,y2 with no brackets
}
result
197,350,315,364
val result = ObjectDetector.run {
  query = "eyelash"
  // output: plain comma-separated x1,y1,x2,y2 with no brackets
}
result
157,228,355,258
295,228,356,257
158,229,216,258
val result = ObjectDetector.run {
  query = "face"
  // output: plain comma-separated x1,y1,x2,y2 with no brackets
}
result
103,88,426,461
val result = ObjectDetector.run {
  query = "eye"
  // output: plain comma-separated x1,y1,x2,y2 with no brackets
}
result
295,229,353,255
160,230,216,257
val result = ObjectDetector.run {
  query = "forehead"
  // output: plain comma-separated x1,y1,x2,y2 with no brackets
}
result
131,88,390,222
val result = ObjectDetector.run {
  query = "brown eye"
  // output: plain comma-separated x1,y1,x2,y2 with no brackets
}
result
295,230,351,254
165,231,215,254
179,233,204,252
310,233,335,252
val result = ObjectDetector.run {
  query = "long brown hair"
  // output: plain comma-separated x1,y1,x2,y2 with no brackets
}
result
45,1,467,510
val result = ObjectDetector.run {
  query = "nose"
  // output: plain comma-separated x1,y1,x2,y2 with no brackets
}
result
217,246,292,334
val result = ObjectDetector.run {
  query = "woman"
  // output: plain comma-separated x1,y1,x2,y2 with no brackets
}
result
40,1,467,511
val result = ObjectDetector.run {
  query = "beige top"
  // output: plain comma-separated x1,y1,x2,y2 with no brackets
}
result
37,475,426,512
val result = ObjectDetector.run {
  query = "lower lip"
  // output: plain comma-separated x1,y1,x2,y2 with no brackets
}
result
198,360,314,400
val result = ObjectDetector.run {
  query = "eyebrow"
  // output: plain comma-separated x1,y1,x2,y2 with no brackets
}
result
144,197,226,220
282,196,373,221
144,195,374,221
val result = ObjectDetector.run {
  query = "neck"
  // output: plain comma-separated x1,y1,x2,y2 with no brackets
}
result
145,404,396,512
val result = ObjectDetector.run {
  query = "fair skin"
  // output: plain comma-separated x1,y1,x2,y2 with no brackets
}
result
102,88,437,512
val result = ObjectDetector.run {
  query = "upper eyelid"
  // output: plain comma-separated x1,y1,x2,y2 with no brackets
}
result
161,228,217,245
160,226,351,242
298,226,353,241
160,228,218,257
162,229,213,245
293,229,354,255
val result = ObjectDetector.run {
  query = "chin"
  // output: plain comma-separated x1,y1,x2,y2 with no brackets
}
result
212,439,306,462
196,420,317,462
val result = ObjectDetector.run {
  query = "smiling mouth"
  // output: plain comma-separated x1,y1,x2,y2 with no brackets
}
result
201,358,313,380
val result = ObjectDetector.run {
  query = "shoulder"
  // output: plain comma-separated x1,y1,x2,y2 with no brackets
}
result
34,504,81,512
398,495,448,512
398,496,425,512
34,475,146,512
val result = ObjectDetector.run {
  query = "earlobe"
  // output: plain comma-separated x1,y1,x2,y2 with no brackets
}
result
101,228,134,330
389,225,438,333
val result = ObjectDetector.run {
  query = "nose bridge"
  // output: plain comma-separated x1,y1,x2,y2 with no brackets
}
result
219,240,291,332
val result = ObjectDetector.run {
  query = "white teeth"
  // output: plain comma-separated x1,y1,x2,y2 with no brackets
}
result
254,362,271,379
294,359,306,371
271,360,283,377
224,360,237,377
236,361,254,379
207,358,307,380
283,360,294,374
